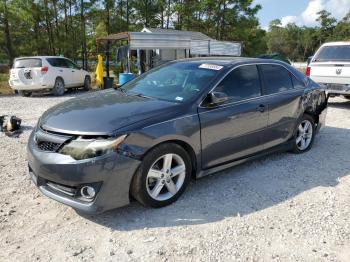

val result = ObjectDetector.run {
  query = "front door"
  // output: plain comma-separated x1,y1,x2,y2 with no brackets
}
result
65,59,83,86
199,64,269,169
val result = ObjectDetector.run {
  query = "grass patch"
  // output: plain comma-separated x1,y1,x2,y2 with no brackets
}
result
0,73,13,95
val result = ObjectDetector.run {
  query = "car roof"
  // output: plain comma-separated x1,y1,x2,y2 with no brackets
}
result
174,57,289,68
15,56,68,60
321,41,350,46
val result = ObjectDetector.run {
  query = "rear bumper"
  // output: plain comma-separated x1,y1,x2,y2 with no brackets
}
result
9,80,53,91
27,131,141,214
318,83,350,95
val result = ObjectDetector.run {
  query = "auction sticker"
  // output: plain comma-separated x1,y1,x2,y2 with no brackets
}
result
199,64,223,70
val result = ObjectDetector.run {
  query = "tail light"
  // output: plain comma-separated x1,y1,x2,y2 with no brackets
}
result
41,66,49,74
306,66,311,77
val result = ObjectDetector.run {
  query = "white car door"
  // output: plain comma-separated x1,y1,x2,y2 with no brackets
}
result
53,58,74,87
65,59,84,86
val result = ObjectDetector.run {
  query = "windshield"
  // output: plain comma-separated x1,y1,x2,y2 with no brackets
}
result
13,58,42,68
314,45,350,62
122,62,222,102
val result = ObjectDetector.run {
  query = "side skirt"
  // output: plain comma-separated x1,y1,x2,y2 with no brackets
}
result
197,141,294,179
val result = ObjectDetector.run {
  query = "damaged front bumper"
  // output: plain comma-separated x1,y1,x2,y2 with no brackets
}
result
27,131,141,214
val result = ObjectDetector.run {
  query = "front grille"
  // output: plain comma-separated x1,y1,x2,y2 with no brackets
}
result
37,141,62,152
34,128,72,152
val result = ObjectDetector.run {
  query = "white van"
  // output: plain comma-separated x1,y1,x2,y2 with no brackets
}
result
9,56,91,96
307,42,350,99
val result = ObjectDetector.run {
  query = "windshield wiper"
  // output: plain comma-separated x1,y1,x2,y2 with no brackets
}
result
117,86,127,93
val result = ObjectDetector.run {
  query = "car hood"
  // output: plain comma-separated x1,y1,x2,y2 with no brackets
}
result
40,90,179,135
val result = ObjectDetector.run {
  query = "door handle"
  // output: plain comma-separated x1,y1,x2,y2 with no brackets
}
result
257,104,266,112
71,70,75,72
59,70,63,72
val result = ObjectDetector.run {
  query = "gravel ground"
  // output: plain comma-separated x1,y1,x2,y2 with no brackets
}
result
0,92,350,262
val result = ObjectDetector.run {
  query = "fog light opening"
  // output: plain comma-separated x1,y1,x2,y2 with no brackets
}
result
80,186,96,199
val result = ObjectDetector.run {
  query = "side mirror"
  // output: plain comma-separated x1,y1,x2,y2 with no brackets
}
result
207,91,229,107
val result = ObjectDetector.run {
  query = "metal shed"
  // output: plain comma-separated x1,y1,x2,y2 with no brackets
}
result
97,28,242,77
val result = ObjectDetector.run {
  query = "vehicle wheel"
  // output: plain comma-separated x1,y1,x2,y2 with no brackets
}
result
52,78,65,96
131,143,192,208
83,76,91,91
18,90,32,97
291,114,315,154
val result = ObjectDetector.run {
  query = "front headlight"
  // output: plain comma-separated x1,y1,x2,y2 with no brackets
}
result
59,135,127,160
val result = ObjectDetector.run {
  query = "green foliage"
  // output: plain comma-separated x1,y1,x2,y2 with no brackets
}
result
266,10,350,61
1,1,350,65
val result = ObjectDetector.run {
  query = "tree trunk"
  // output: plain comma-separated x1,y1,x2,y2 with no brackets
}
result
126,0,129,30
3,0,16,65
80,0,87,69
52,0,60,54
44,0,55,55
166,0,171,29
145,0,149,27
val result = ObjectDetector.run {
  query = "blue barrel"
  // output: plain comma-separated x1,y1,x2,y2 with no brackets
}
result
119,73,134,85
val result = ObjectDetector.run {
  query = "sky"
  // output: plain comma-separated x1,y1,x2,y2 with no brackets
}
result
254,0,350,29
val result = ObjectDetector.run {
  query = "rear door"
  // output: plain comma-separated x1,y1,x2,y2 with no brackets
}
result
199,64,269,169
259,64,304,148
47,58,74,87
10,58,43,87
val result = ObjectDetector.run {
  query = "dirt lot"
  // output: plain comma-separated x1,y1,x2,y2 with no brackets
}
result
0,93,349,262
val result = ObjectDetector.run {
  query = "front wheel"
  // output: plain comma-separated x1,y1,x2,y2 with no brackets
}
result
83,76,91,91
291,114,315,154
131,143,192,208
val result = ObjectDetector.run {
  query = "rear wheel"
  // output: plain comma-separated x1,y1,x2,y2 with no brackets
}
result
18,90,32,97
52,78,65,96
291,114,315,154
131,143,191,208
83,76,91,91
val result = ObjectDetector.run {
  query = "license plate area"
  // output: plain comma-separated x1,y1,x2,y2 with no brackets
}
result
327,84,347,91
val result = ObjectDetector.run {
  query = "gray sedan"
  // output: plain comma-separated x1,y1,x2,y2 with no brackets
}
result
27,58,328,214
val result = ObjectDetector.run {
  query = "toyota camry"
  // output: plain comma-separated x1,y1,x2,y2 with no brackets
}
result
27,58,328,214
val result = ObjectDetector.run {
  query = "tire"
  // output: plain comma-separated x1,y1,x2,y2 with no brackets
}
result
131,143,192,208
291,114,316,154
18,90,32,97
52,78,65,96
83,76,91,91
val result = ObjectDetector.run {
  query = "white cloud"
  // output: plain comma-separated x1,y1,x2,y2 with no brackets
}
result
281,0,350,27
281,16,299,27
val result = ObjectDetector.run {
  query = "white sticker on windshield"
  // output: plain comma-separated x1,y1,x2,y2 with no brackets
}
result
199,64,223,71
175,96,184,101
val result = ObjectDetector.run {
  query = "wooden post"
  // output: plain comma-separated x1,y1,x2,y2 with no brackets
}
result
106,40,110,77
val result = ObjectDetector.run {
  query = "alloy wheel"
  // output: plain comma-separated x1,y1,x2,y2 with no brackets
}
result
296,119,313,151
146,153,186,201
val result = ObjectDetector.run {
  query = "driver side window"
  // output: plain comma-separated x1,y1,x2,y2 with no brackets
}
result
215,65,261,103
65,59,78,69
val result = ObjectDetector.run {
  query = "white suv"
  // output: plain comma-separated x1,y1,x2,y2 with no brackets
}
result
9,56,91,96
307,42,350,99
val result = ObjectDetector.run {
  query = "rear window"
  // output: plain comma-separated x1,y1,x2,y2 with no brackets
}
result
314,45,350,62
260,64,294,94
13,58,42,68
